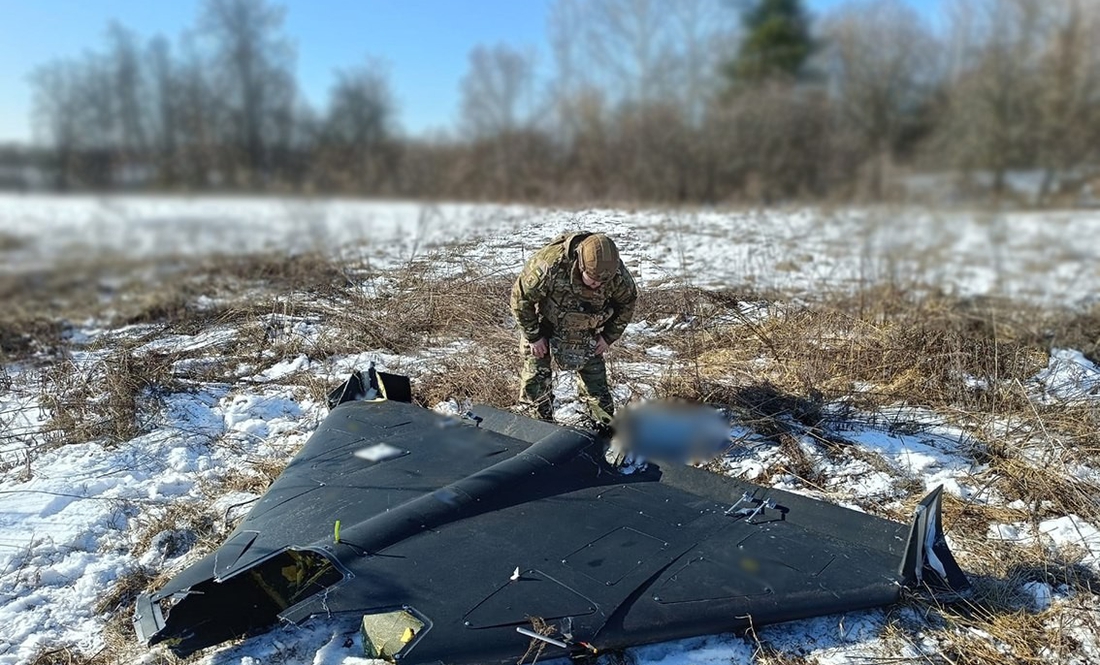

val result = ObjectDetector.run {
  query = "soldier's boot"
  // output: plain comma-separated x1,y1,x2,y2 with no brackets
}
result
516,397,553,422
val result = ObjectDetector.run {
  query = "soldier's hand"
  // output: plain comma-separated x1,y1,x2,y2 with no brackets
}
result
594,335,610,355
530,337,549,358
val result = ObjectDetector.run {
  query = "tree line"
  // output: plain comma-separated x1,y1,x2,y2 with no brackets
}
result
25,0,1100,204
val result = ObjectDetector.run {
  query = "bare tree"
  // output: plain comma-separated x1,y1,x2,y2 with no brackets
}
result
667,0,734,123
1031,0,1100,201
458,44,542,199
546,0,734,202
148,36,180,184
30,60,83,189
549,0,731,109
31,29,151,189
107,23,149,161
940,0,1046,195
73,54,123,187
459,44,537,138
176,34,220,187
198,0,297,187
821,0,942,198
706,85,835,203
584,0,675,104
323,59,398,191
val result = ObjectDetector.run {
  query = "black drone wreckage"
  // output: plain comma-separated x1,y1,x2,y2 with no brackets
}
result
134,367,969,664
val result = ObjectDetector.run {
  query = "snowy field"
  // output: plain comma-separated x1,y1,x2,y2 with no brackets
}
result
2,194,1099,304
1,194,1099,665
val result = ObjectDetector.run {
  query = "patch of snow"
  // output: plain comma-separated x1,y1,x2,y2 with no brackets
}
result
136,328,238,355
989,515,1100,572
1039,515,1100,570
629,632,754,664
1022,581,1053,611
1030,348,1100,404
250,354,312,383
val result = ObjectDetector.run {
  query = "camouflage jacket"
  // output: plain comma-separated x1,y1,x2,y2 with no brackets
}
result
510,232,638,345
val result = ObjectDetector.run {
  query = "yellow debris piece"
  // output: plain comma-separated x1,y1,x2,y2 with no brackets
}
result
281,564,301,584
361,609,425,659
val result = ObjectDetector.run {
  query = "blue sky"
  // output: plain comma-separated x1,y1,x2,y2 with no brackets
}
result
0,0,940,144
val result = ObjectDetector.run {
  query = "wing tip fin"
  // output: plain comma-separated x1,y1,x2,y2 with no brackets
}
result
899,485,971,593
327,365,413,408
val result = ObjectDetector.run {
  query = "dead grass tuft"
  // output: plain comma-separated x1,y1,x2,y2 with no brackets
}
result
202,251,355,295
323,272,515,356
26,646,108,665
40,348,176,447
753,650,814,665
94,567,156,616
657,287,1053,415
220,457,289,495
992,457,1100,524
0,313,63,362
414,339,518,408
24,610,165,665
130,499,220,561
908,549,1097,663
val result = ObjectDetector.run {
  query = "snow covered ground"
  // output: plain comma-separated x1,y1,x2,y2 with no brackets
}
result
1,195,1099,665
2,194,1098,305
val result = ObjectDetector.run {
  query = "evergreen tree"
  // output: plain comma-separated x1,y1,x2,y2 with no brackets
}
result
727,0,815,84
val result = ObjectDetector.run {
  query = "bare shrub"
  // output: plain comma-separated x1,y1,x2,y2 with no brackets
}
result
40,349,176,447
414,349,517,409
323,271,515,356
196,251,354,296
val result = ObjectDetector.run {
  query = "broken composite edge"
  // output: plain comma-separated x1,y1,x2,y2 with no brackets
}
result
133,368,969,664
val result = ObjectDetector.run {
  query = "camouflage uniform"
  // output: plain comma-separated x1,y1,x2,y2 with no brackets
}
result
510,232,638,422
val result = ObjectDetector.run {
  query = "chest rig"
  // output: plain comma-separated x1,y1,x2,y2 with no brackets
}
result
542,263,616,370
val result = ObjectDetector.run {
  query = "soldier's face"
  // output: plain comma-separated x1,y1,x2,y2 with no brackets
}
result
581,271,603,290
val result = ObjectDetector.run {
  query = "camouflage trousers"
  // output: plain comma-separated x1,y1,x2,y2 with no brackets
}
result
518,336,614,423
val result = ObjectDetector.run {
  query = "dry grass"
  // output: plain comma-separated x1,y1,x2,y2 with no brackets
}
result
38,348,177,447
129,500,221,561
991,458,1100,524
94,568,157,617
319,272,516,357
26,646,116,665
414,346,517,408
675,290,1050,414
220,456,289,495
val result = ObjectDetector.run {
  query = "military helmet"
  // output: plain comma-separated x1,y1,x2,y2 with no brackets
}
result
577,233,619,282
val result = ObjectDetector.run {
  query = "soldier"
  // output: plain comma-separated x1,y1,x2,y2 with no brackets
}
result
510,232,637,424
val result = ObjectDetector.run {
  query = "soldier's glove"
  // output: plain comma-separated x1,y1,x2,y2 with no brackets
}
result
604,443,648,475
604,439,628,468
